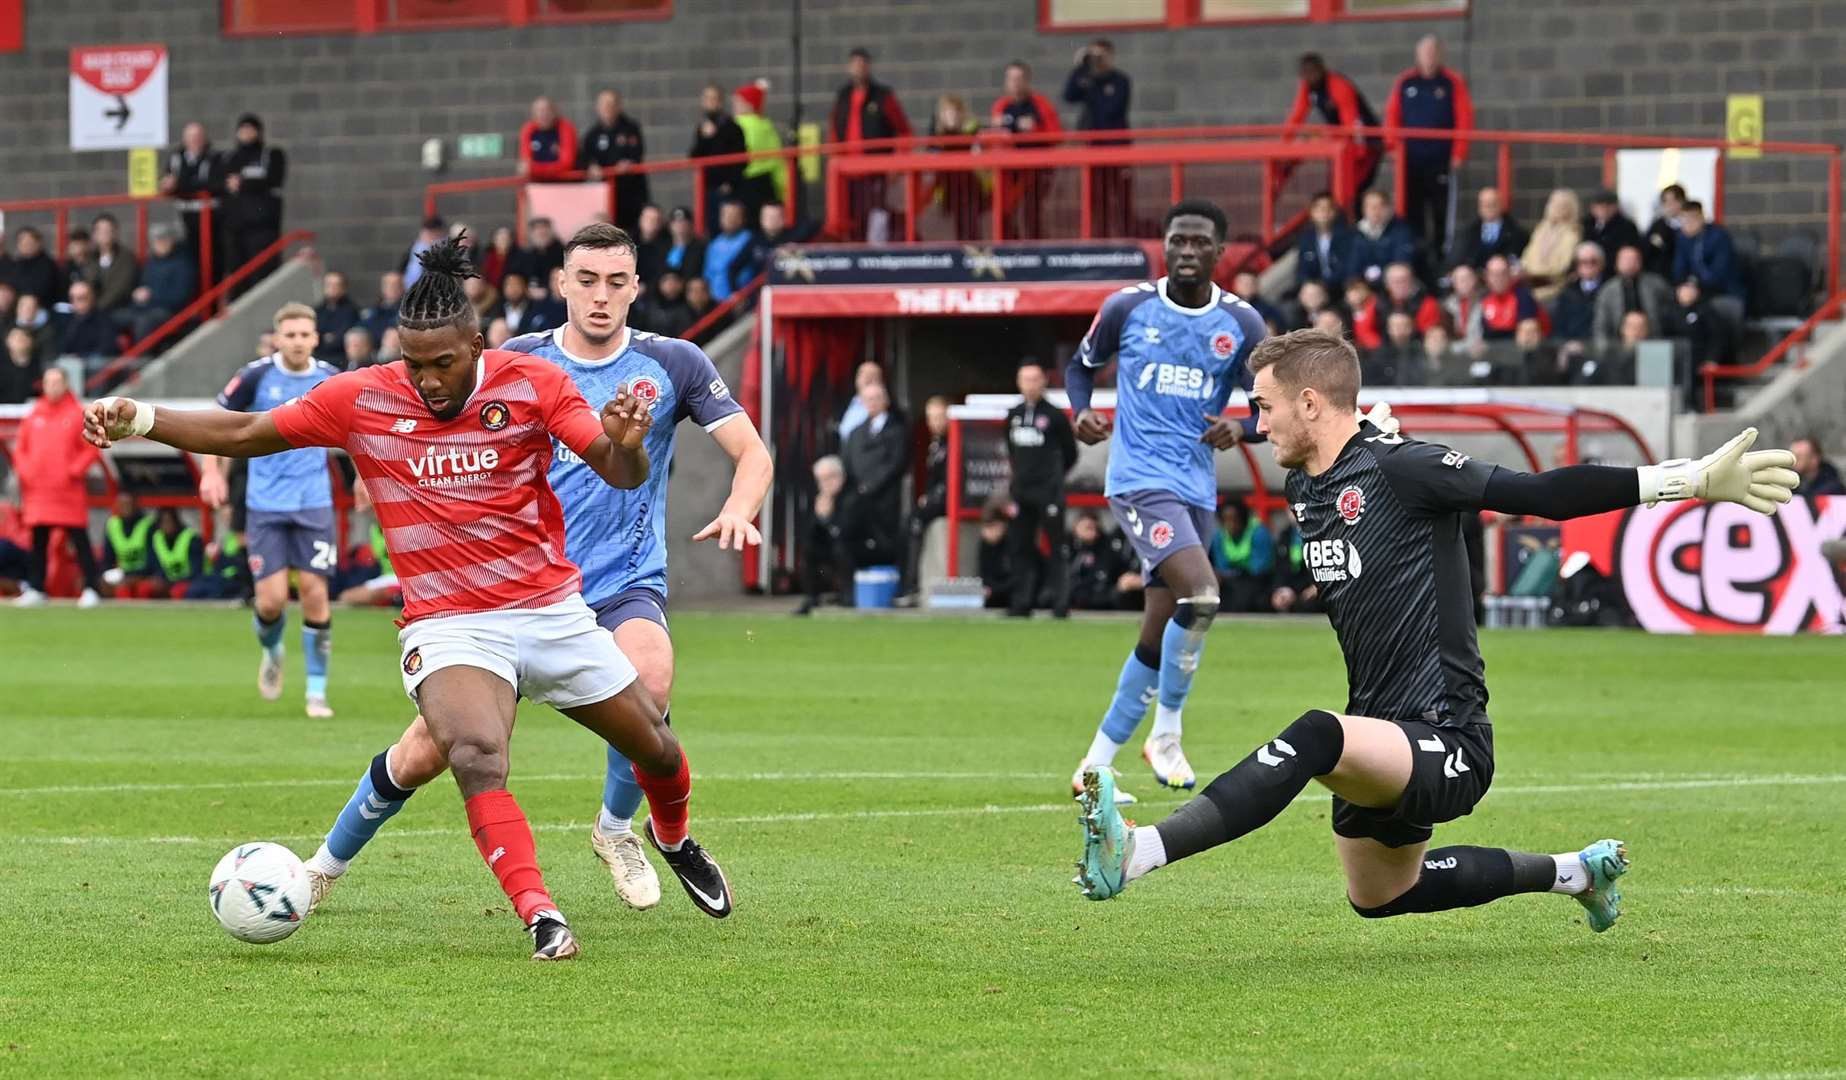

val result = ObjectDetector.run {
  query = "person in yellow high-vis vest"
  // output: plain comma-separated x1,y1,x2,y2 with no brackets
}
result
731,82,787,219
151,508,205,599
102,492,160,598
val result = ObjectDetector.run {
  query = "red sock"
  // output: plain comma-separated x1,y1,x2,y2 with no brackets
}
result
463,789,556,925
632,749,691,847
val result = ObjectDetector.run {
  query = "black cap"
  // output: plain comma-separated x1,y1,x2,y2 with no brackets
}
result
669,206,693,223
236,113,263,133
1592,188,1619,204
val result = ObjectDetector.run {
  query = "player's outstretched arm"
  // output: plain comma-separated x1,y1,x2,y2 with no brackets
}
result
579,391,652,490
1479,428,1798,520
85,396,293,457
694,415,772,550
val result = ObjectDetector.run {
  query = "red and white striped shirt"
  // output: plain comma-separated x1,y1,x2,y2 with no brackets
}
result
269,350,608,625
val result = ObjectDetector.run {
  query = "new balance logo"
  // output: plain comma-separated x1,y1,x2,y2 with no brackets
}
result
1254,739,1297,767
487,846,506,867
391,418,417,433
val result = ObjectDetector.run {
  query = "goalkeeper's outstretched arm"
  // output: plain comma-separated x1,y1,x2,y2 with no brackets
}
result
84,396,293,457
1478,428,1800,520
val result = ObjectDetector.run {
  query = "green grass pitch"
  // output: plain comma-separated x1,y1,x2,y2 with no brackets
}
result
2,605,1844,1078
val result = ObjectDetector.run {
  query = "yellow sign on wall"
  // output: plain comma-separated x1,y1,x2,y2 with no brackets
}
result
1726,95,1763,159
128,147,159,197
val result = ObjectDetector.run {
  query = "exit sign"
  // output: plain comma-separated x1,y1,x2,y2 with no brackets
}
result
458,133,503,159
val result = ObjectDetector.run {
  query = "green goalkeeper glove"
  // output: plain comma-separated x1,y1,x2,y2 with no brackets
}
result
1637,427,1800,515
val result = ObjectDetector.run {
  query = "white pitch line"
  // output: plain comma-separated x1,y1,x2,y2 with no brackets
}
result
0,771,1062,797
17,772,1846,847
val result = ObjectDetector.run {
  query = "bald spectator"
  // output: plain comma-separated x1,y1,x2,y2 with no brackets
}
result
1451,186,1527,270
580,89,649,234
1479,255,1539,342
1381,261,1442,334
518,96,578,181
1791,436,1845,496
1594,244,1672,345
161,121,221,274
1385,35,1473,250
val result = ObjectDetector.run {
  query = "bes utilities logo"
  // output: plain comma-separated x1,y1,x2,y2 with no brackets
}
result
406,445,501,487
1135,362,1216,400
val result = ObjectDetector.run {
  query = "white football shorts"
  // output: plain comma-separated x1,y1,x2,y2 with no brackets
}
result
396,595,638,710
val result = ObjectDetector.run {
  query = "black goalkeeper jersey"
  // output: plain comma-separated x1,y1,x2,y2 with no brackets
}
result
1284,422,1501,728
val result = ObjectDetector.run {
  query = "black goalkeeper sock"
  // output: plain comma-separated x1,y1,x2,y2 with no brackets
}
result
1351,847,1557,918
1154,709,1345,864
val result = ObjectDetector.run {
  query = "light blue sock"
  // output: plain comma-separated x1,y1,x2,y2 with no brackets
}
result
1084,647,1160,764
321,751,414,865
1158,610,1210,712
303,619,331,700
254,611,285,658
600,744,646,831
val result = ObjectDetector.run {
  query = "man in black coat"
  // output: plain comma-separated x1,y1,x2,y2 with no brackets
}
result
1450,186,1528,270
841,381,910,572
689,84,747,232
219,114,287,294
581,90,650,235
1002,359,1078,617
160,121,221,281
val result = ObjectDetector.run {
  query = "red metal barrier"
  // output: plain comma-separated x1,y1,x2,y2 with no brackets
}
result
1701,290,1846,413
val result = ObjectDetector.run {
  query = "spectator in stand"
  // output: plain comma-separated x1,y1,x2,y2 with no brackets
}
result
495,272,559,338
732,81,788,218
63,230,98,301
11,368,104,608
1480,254,1539,341
1550,242,1606,352
1451,186,1527,270
132,226,196,334
1645,184,1687,279
898,395,951,604
1285,54,1384,200
1344,278,1383,351
1664,275,1723,373
485,318,512,349
1064,38,1132,236
100,492,158,597
60,281,119,365
360,270,403,343
977,507,1014,610
1520,188,1583,303
684,275,715,326
1381,261,1442,332
507,217,566,299
1296,191,1356,289
580,89,649,234
1366,310,1424,387
8,228,61,307
478,227,515,291
842,381,910,573
161,121,220,274
517,95,578,181
149,507,207,598
2,327,38,404
838,360,884,444
1420,324,1468,386
1385,35,1473,251
830,47,913,240
1209,500,1274,613
1673,201,1745,328
634,204,669,285
795,455,852,615
1595,244,1672,345
663,207,707,281
991,61,1063,238
1791,436,1846,496
690,83,748,231
1285,279,1333,331
13,295,56,364
1585,189,1642,267
342,326,377,370
312,270,360,362
377,326,401,365
1067,511,1142,612
637,268,695,338
927,95,987,242
401,215,446,289
1232,271,1283,332
741,201,807,285
1499,317,1551,385
1444,261,1485,349
701,200,754,304
464,275,499,324
1313,306,1348,340
88,215,138,313
1350,189,1417,286
219,114,286,292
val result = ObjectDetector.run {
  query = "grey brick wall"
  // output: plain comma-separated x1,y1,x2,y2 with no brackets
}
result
2,0,1839,291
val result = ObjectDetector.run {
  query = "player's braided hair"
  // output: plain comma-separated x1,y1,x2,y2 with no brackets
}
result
399,235,480,334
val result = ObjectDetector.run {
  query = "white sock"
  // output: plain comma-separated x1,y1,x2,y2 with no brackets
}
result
1550,851,1588,895
597,806,634,837
1151,704,1183,740
306,843,349,878
1124,826,1167,882
1083,730,1124,768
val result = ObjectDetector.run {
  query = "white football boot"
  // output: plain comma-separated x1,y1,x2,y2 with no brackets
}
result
12,586,46,607
1142,733,1197,790
258,650,284,701
305,696,334,719
590,823,661,910
304,866,340,914
1071,763,1137,806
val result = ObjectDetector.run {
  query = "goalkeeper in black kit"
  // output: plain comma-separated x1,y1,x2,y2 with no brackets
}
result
1075,328,1800,933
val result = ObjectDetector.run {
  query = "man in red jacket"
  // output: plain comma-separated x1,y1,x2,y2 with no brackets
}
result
991,60,1064,239
1284,54,1384,202
518,96,578,182
12,367,105,607
829,48,913,240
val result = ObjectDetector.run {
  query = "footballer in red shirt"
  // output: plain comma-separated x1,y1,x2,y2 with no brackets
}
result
84,241,732,960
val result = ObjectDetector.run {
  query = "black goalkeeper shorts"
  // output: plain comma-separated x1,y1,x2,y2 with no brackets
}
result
1332,720,1494,848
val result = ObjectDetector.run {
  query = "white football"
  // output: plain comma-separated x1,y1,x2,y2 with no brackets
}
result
208,842,311,944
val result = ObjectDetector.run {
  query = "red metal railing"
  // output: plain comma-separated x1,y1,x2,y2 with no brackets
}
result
1700,289,1846,413
0,192,215,296
84,230,315,394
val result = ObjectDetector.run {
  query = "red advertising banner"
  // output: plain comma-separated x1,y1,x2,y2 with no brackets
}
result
1561,497,1845,634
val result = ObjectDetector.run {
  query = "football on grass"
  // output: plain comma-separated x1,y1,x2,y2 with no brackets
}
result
208,842,310,944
